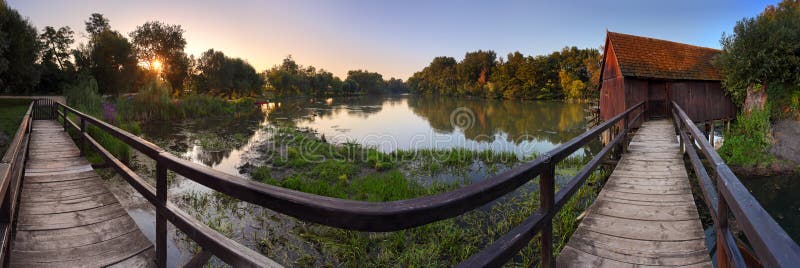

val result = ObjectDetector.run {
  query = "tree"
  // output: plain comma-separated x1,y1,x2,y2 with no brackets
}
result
456,50,496,95
84,13,110,36
714,0,800,113
38,26,75,93
386,78,409,94
129,21,189,92
346,70,386,94
264,56,348,96
0,2,40,94
39,26,74,69
193,49,263,97
74,14,138,95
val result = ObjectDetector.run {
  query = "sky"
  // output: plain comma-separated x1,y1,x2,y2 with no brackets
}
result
7,0,778,80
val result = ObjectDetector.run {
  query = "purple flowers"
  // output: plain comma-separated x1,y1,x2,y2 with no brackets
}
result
103,102,117,124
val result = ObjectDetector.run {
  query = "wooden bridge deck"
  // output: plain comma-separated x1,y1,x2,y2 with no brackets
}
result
10,120,154,267
557,119,712,267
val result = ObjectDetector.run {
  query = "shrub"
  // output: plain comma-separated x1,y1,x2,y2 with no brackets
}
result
719,105,773,166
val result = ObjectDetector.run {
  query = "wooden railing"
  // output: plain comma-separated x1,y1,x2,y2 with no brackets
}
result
672,101,800,268
0,101,33,266
47,100,644,267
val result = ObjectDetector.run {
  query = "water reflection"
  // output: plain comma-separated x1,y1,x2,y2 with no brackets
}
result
265,95,591,156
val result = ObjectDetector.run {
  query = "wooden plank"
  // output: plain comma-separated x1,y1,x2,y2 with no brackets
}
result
10,120,155,266
557,120,710,266
12,216,140,251
17,203,129,230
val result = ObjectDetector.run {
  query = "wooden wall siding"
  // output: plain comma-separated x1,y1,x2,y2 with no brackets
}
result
624,78,648,127
669,81,736,122
600,43,626,124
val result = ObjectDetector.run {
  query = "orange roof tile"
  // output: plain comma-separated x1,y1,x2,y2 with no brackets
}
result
607,32,722,81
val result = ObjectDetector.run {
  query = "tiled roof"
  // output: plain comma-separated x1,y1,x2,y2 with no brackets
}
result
607,32,722,81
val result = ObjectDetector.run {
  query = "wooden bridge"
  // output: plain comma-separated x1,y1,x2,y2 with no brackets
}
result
0,99,797,267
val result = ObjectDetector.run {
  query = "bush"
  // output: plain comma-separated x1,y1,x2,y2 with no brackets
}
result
719,105,774,166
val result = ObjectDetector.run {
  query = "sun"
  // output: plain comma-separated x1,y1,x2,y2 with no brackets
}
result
151,59,163,72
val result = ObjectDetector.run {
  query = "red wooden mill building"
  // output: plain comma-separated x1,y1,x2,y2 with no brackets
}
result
599,32,736,125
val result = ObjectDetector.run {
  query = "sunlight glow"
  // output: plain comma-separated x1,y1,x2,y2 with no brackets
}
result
151,59,163,72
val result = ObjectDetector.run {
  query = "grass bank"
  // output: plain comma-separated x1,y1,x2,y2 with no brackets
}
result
0,99,32,155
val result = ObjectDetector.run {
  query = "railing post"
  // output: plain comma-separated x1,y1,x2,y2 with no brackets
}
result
79,117,86,156
62,105,67,131
539,161,555,268
156,157,168,268
717,187,731,268
622,114,629,153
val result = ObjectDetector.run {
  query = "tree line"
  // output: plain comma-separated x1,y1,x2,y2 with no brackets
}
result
3,1,600,101
263,56,408,97
0,4,264,97
407,48,602,100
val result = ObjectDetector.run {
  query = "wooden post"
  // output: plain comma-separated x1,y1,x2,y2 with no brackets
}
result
79,117,86,156
539,163,555,268
677,121,684,155
622,115,629,153
726,119,731,133
62,105,67,131
717,188,731,268
156,158,168,268
709,121,716,146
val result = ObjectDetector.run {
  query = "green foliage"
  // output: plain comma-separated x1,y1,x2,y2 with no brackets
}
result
63,76,132,162
264,56,345,96
74,14,138,95
766,83,800,119
715,0,800,105
0,99,31,154
346,70,387,94
0,2,40,94
115,81,257,121
719,105,774,167
250,166,273,183
63,76,103,115
409,47,601,100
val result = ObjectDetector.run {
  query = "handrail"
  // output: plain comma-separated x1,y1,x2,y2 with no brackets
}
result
671,101,800,268
0,100,34,266
52,99,644,267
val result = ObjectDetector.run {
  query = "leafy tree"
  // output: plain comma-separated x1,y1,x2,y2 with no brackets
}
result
84,13,110,36
346,70,386,94
73,14,138,95
342,78,359,94
129,21,189,92
410,47,600,100
0,1,40,94
193,49,263,97
39,26,74,69
387,78,409,94
38,26,75,93
715,0,800,112
264,56,346,96
456,50,496,95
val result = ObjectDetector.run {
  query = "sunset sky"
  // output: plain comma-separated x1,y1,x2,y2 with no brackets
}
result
8,0,777,79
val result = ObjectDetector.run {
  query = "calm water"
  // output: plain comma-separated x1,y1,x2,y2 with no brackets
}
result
115,94,594,266
740,175,800,243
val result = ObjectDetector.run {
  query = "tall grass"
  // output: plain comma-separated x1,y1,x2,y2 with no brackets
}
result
115,81,257,121
63,76,132,163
